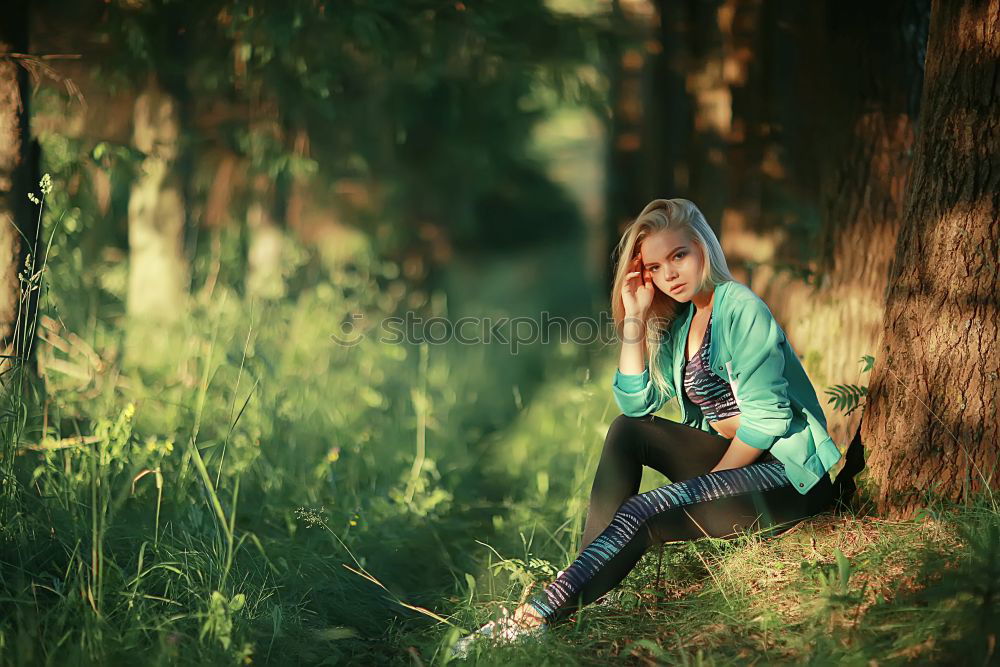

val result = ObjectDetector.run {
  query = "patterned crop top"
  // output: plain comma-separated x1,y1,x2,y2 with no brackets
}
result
683,311,741,422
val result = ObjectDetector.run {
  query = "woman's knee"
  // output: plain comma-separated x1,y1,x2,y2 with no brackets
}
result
605,414,654,456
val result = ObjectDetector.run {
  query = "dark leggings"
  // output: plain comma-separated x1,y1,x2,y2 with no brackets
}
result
527,414,835,625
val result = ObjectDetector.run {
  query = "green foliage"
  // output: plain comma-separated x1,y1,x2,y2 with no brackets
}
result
11,8,997,664
4,168,606,661
33,0,605,260
6,241,1000,665
824,355,874,415
825,383,869,415
200,590,246,651
909,507,1000,663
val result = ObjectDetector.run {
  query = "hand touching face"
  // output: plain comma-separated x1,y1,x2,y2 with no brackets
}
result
621,254,654,317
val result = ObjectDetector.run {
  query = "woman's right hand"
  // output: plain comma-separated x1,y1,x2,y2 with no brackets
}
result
621,254,654,320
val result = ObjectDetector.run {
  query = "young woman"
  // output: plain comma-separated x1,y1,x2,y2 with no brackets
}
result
451,198,860,658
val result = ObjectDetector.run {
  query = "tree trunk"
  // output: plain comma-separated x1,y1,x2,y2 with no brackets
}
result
0,0,40,377
721,0,828,287
718,0,778,286
759,0,930,450
246,173,285,300
680,0,728,230
603,0,653,289
125,75,189,367
861,0,1000,518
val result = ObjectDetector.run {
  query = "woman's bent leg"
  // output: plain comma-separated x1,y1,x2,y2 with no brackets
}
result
530,462,833,625
580,414,734,549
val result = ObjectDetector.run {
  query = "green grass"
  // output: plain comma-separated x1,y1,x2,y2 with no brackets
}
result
427,498,998,666
0,220,996,665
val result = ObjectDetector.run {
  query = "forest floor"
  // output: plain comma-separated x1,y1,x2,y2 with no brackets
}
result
426,499,997,666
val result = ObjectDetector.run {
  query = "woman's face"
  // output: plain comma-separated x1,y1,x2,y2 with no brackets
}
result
638,227,705,303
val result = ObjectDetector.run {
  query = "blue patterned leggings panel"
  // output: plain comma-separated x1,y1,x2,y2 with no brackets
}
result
527,459,832,624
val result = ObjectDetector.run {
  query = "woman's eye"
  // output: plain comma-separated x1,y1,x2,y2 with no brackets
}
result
675,251,686,260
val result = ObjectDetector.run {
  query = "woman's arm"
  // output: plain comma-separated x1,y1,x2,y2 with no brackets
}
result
612,257,668,417
611,315,670,417
618,255,652,375
618,315,647,375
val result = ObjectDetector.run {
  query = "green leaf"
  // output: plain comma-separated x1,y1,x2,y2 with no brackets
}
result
859,354,875,373
824,383,868,414
834,548,852,592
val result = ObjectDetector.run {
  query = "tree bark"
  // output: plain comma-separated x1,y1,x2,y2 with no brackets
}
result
645,0,690,203
0,0,40,376
862,0,999,518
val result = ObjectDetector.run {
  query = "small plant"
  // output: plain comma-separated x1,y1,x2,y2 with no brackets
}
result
200,590,246,651
825,355,875,415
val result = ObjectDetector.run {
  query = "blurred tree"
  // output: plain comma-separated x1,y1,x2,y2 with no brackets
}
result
718,0,780,285
644,0,690,204
245,171,285,300
104,0,217,368
196,0,605,286
861,0,999,518
603,0,728,287
0,0,41,376
28,0,607,323
603,0,651,275
675,0,728,230
127,74,188,323
242,95,288,301
717,0,829,287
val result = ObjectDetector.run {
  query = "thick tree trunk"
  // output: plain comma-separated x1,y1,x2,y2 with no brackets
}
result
761,1,930,449
125,75,189,367
861,0,999,518
0,0,40,376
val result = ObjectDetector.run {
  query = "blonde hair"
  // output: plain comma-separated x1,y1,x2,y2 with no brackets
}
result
609,198,736,401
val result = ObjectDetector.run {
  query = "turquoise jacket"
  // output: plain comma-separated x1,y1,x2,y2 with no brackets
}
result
612,280,843,494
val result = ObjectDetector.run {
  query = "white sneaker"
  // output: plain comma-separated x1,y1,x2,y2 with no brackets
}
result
448,612,547,660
